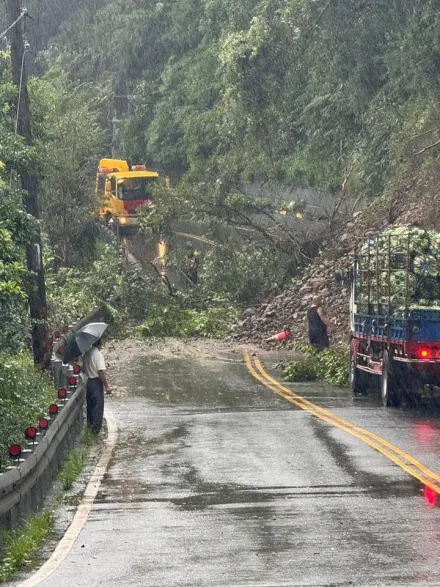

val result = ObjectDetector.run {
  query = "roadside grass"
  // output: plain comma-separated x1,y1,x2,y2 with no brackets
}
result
0,510,53,583
57,427,97,490
0,426,98,582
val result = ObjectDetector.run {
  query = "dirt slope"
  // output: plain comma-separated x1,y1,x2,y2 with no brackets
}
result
233,165,440,348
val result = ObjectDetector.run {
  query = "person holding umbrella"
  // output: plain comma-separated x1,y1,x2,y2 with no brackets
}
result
63,322,111,435
83,338,112,434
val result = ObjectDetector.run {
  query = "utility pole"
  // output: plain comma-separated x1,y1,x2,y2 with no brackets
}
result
6,0,48,365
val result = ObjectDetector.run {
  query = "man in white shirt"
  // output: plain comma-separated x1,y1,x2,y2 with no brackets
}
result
83,339,111,434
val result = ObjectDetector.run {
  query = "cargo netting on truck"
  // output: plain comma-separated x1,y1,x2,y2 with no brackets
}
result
355,227,440,317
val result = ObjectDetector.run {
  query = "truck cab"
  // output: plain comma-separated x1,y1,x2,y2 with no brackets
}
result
96,158,159,229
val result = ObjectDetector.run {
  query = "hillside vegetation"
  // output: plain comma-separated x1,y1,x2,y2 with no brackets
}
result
40,0,440,198
0,0,439,356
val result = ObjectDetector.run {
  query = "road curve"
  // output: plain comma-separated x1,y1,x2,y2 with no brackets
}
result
14,340,440,587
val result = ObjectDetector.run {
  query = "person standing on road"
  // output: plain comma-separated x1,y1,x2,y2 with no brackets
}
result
307,296,330,350
83,339,111,434
186,243,199,285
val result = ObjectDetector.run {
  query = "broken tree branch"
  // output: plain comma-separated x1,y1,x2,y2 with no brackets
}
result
414,139,440,156
407,127,440,144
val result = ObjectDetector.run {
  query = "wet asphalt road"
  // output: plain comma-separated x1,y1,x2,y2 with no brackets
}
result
37,342,440,587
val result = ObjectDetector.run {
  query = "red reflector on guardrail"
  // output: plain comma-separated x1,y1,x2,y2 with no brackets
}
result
424,486,437,507
39,418,49,430
9,444,21,459
25,426,37,440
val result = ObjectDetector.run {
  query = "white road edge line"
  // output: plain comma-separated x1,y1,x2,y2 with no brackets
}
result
17,407,119,587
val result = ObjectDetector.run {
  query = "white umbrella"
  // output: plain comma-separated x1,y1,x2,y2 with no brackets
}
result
63,322,108,362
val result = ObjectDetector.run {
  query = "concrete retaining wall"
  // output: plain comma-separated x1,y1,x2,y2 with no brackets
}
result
0,380,86,553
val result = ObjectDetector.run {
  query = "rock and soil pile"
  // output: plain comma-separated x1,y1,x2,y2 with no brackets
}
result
233,165,440,348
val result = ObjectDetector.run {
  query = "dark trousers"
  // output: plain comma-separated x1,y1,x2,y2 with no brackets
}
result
187,268,198,285
86,377,104,434
309,331,329,351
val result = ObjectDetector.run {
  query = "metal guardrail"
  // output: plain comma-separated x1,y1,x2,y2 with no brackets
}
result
0,307,111,546
0,227,118,549
0,378,85,504
0,372,85,551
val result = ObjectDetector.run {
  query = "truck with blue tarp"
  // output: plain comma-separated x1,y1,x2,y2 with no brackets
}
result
349,226,440,406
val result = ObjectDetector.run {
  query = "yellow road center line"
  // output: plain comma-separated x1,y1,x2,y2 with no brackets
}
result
17,408,119,587
245,354,440,494
254,357,440,485
255,357,440,485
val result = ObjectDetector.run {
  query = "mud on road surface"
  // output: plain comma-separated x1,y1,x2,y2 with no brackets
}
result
106,337,253,363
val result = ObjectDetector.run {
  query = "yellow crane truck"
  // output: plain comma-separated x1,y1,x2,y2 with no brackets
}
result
96,158,159,229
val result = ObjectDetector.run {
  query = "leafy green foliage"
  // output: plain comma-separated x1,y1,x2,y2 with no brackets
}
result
0,54,36,354
0,353,56,471
2,0,439,393
46,242,153,331
33,68,108,268
32,0,440,324
314,347,349,387
280,344,349,386
139,180,295,305
40,0,440,203
0,216,29,352
138,302,239,338
201,244,288,304
280,358,317,382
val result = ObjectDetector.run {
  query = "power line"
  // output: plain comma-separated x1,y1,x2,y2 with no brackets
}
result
0,6,26,41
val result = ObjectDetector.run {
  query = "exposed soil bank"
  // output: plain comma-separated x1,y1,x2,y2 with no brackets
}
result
233,165,440,349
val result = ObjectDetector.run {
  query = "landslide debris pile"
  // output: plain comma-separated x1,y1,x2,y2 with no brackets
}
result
233,166,440,347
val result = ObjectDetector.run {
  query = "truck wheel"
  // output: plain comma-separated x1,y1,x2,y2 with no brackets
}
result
381,351,401,408
349,342,367,396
